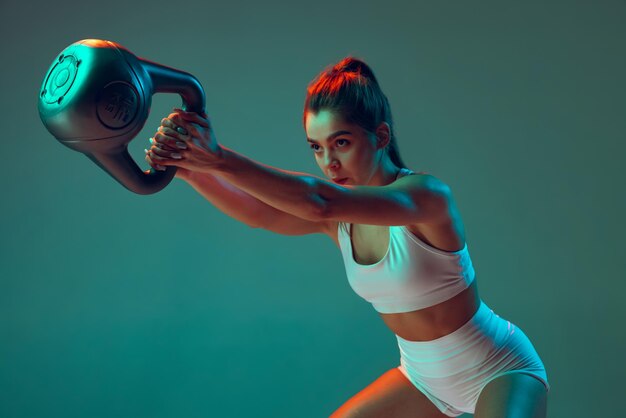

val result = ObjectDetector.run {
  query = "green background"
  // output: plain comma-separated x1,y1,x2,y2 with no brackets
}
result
1,1,624,417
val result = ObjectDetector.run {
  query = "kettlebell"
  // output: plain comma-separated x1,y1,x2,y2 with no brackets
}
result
38,39,206,194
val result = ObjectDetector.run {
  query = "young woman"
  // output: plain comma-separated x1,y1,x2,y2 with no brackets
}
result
145,57,550,418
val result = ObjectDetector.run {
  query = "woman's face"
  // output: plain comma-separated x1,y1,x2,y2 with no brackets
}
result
305,109,384,186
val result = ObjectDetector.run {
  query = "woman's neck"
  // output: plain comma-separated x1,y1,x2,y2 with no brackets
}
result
368,159,402,186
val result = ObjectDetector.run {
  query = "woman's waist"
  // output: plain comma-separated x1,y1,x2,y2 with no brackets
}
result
379,280,481,342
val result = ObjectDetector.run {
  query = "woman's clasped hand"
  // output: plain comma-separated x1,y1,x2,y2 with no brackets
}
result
145,108,222,177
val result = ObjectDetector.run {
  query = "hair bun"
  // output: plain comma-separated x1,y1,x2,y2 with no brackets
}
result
332,56,379,84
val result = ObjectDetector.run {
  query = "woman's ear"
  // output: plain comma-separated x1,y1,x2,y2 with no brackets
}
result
375,121,391,149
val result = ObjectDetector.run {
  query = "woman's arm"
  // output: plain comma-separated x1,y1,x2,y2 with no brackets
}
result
152,110,443,229
182,170,279,229
210,146,327,222
149,110,328,222
182,170,330,235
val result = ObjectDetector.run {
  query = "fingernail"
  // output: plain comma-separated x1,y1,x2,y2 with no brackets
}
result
149,137,154,144
171,153,182,159
176,126,188,135
157,164,166,171
176,141,187,149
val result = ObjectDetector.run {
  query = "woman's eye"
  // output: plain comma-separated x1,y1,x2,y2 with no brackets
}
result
310,139,349,152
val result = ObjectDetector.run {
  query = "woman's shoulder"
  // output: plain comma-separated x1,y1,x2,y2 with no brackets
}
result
400,168,448,188
400,170,465,250
400,167,431,177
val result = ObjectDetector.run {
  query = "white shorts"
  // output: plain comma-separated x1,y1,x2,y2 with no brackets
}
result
396,300,549,417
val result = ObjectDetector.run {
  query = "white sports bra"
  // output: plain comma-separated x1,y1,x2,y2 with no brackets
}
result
336,168,476,313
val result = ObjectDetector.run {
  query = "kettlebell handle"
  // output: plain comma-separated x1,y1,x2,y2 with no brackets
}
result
87,59,206,194
143,59,205,111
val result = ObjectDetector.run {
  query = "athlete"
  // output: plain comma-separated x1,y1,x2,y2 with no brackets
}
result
145,57,550,418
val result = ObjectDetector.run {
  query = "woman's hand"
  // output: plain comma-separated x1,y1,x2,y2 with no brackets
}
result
144,121,191,180
144,108,222,177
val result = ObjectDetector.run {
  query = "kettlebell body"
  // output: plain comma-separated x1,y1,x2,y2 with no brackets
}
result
38,39,205,194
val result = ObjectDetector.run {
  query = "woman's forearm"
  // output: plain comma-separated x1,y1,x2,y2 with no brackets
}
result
184,171,283,229
209,145,325,221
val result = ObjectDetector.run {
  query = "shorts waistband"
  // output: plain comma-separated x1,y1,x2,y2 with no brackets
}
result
395,300,497,352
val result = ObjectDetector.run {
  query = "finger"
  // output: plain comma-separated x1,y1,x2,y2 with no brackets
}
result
153,132,188,150
149,136,179,151
172,108,210,128
165,114,210,143
181,122,204,140
147,145,183,161
161,117,189,135
155,128,190,148
162,120,203,143
173,107,208,119
161,127,190,144
164,115,190,136
167,113,186,126
144,152,167,171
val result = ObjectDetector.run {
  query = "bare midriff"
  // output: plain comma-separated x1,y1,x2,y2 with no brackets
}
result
378,279,480,341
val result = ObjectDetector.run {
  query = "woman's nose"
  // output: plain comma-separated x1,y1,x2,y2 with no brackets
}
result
326,158,339,171
323,151,339,168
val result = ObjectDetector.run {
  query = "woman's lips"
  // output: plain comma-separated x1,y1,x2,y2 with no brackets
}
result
333,178,348,184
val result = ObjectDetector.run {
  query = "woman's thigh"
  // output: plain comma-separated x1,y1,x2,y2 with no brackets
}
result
329,368,451,418
474,372,548,418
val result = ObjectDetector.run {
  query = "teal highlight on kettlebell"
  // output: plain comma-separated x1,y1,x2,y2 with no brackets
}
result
38,39,206,194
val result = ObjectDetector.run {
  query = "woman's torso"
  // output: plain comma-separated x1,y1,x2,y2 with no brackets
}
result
325,179,481,342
